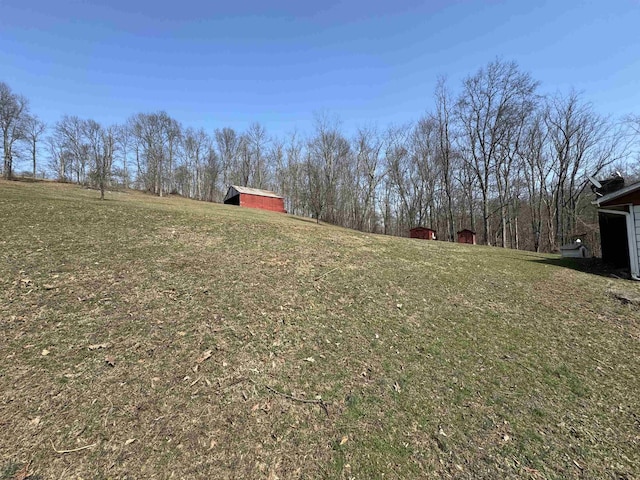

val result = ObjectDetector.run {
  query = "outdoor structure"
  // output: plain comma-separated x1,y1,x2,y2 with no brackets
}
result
409,227,436,240
593,180,640,280
223,185,287,213
457,229,476,245
560,239,590,258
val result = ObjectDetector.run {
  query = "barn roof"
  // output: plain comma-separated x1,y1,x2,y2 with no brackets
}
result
593,181,640,207
225,185,284,200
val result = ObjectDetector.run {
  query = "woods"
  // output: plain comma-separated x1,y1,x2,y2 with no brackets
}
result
1,60,637,252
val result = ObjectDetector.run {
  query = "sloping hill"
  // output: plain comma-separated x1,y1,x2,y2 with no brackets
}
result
1,180,639,479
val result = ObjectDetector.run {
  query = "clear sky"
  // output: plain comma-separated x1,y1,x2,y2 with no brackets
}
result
2,0,639,137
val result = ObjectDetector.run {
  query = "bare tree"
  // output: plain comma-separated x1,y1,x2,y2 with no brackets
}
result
354,126,383,231
246,122,270,188
520,114,550,252
0,82,29,180
83,119,116,200
23,114,46,179
544,91,626,247
215,127,240,188
305,151,325,223
53,116,89,184
433,77,457,241
114,124,131,188
456,59,539,245
308,114,350,224
129,112,180,196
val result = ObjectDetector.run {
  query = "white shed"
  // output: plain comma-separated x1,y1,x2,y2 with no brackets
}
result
594,180,640,281
560,240,590,258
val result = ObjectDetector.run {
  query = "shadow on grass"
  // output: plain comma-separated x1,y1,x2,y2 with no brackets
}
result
530,256,632,279
289,215,321,225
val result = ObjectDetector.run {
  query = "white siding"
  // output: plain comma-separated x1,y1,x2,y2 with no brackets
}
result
635,206,640,256
633,205,640,275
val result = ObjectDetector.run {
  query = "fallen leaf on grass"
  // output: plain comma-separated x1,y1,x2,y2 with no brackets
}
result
13,461,31,480
105,355,116,367
88,343,110,350
125,438,136,446
340,435,348,445
393,382,401,393
304,357,315,363
41,349,50,356
196,350,212,364
29,417,41,426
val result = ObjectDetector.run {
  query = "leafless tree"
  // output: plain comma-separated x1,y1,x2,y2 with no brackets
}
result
215,127,240,188
456,59,539,245
519,114,550,252
433,77,457,241
246,122,270,188
129,112,180,196
0,82,29,180
23,114,46,179
544,91,627,247
308,114,350,224
83,119,115,200
53,115,90,184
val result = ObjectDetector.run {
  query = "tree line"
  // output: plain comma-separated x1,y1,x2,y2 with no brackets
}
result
2,59,639,252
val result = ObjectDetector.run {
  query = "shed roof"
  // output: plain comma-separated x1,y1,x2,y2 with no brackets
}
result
225,185,284,200
410,226,435,231
593,181,640,207
457,229,476,234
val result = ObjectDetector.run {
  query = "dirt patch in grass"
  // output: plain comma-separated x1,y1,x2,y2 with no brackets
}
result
1,180,639,479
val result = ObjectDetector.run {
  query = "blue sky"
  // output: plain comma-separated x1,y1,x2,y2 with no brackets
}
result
2,0,639,137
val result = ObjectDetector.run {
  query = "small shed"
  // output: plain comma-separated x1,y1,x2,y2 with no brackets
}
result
560,239,590,258
410,227,436,240
223,185,287,213
457,229,476,245
593,179,640,280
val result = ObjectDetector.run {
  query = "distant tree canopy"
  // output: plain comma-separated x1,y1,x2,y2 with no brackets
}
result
2,59,639,251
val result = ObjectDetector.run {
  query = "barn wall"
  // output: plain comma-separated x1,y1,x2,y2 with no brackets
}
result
457,231,475,244
410,228,435,240
240,194,286,213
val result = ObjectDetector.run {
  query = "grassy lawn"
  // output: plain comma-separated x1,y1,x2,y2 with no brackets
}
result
1,180,639,479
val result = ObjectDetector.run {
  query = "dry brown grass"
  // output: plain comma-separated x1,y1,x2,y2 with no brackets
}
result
1,180,639,479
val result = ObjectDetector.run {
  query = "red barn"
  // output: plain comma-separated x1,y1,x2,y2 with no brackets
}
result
457,229,476,245
409,227,436,240
223,185,287,213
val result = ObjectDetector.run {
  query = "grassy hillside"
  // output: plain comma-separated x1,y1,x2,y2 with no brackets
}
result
1,180,639,479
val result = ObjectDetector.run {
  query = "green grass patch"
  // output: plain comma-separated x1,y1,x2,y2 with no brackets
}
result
1,180,639,479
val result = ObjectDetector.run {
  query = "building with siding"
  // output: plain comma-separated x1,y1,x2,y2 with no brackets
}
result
457,229,476,245
409,227,436,240
223,185,287,213
594,181,640,280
